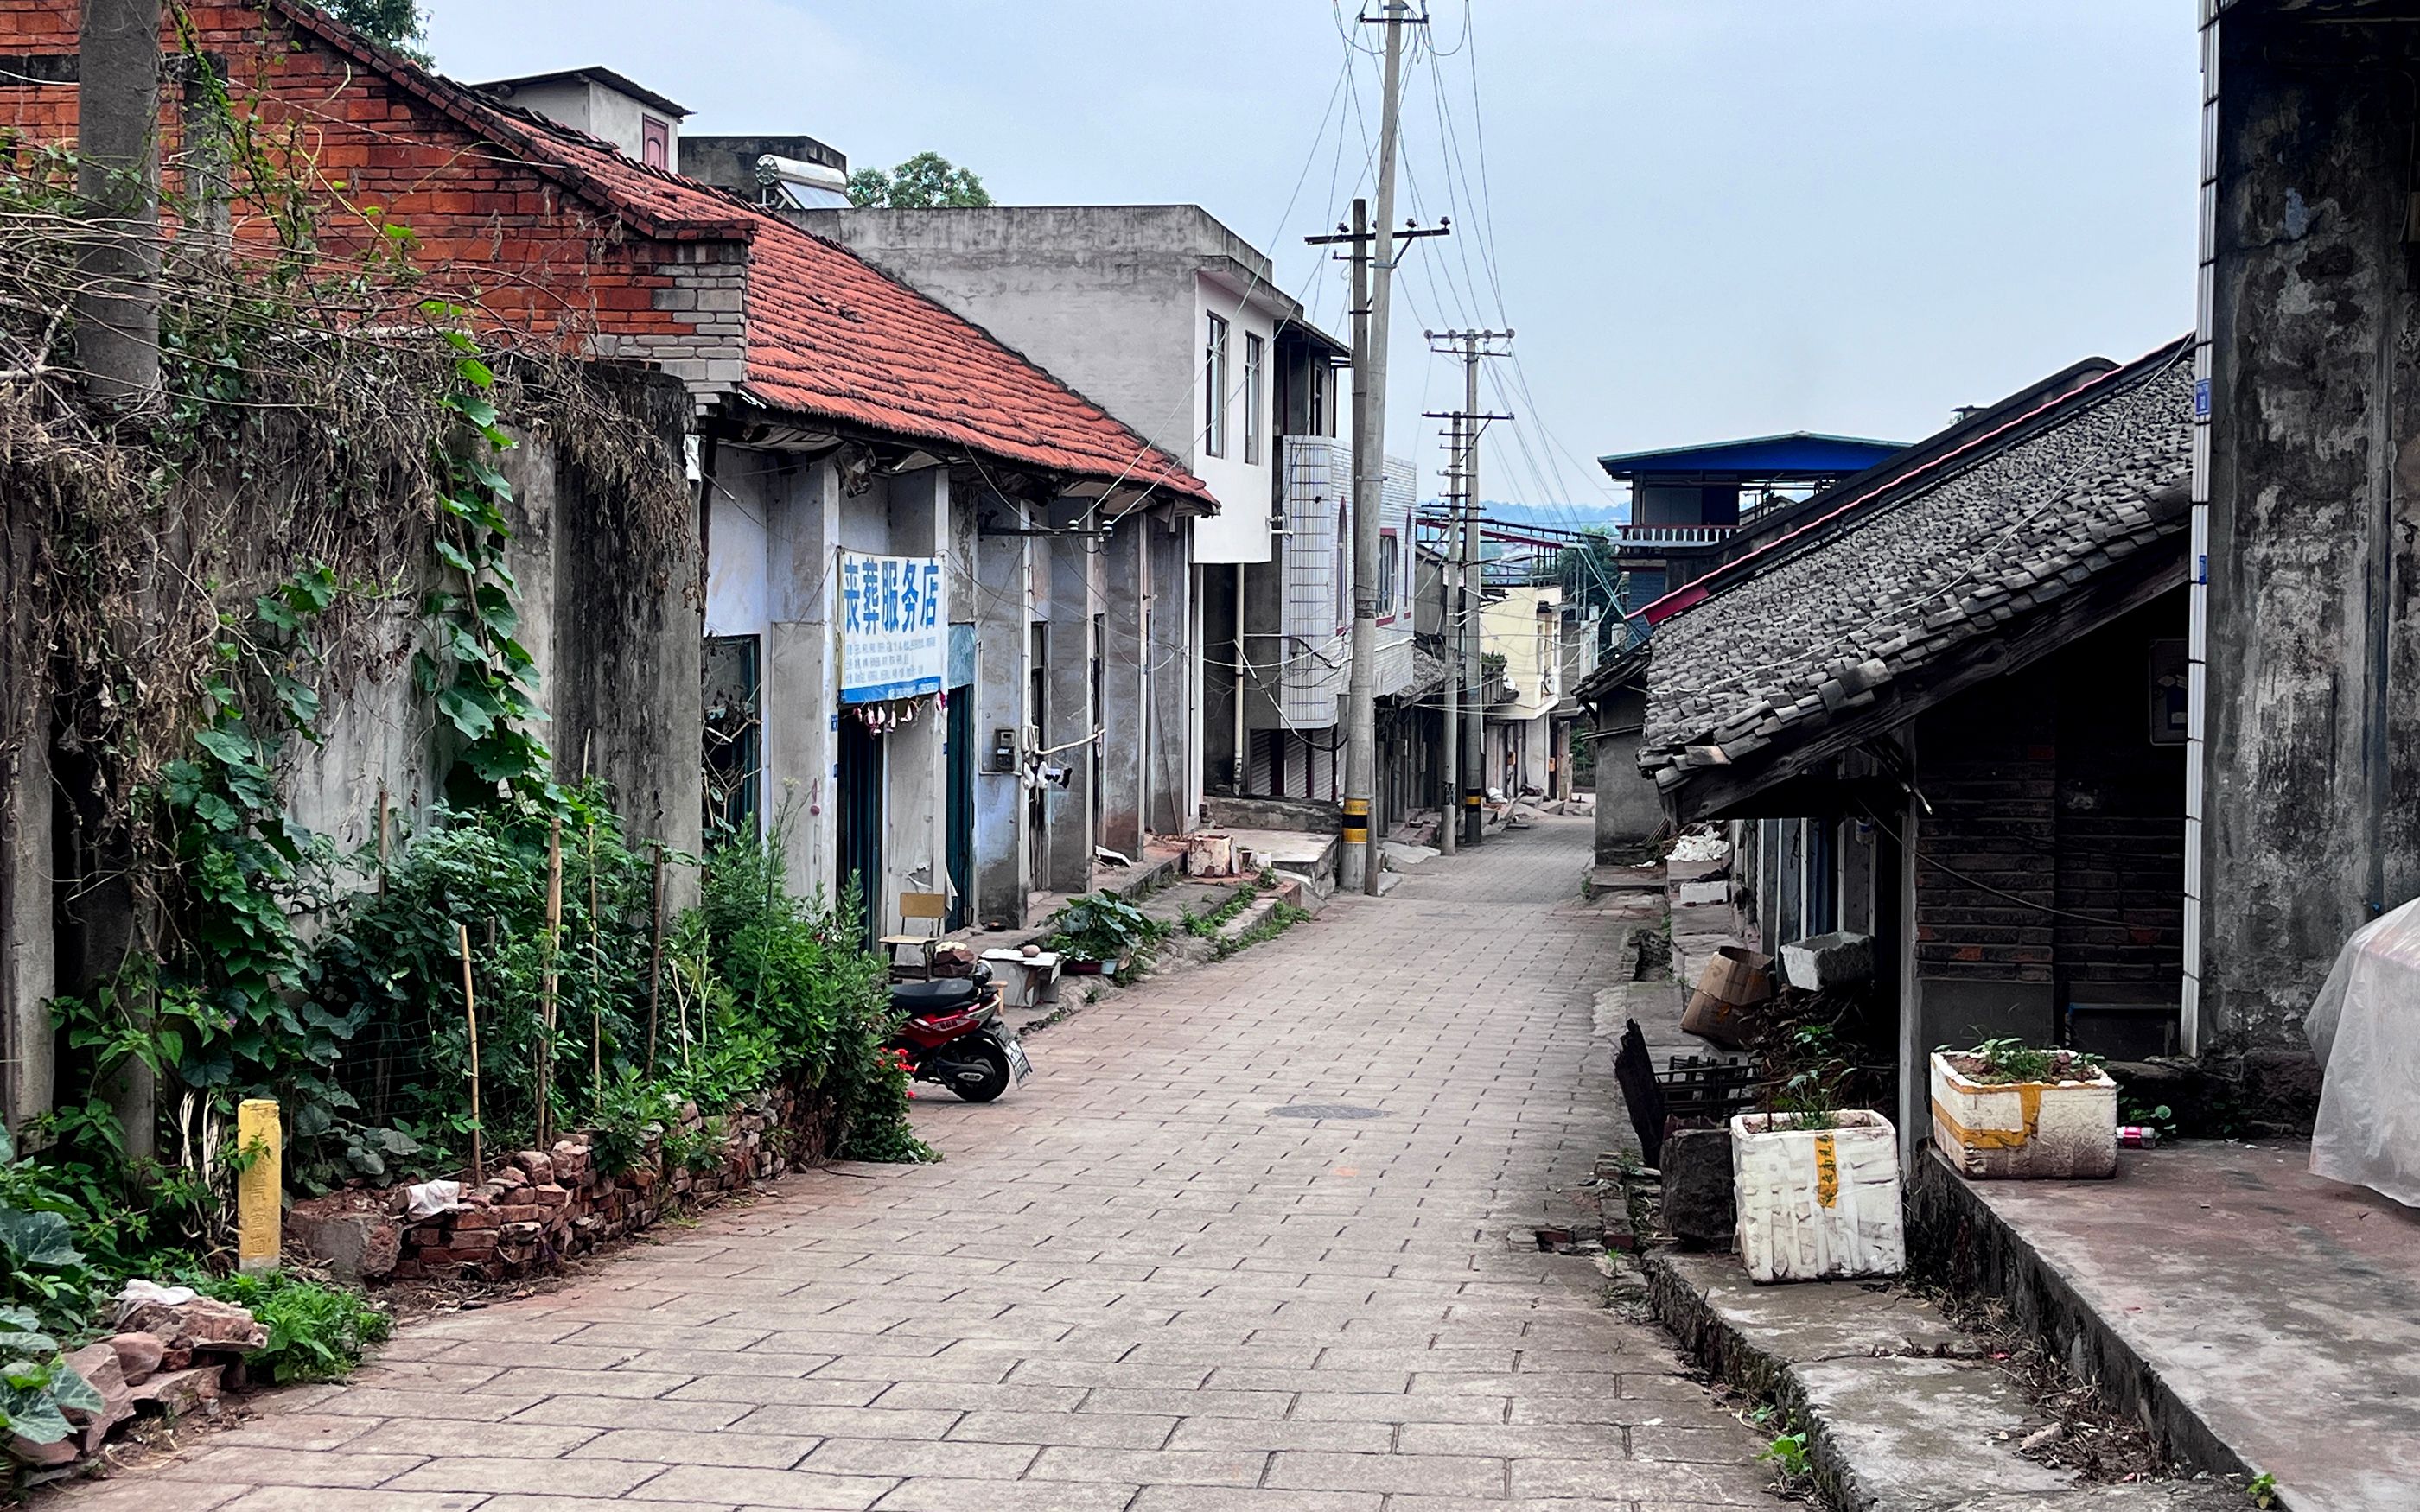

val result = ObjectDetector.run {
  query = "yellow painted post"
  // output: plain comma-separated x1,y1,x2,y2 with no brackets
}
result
236,1098,282,1275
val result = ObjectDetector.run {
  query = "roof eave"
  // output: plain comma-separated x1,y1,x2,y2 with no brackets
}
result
1652,537,2188,823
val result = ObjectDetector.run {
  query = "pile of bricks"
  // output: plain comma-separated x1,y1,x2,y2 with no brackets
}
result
378,1085,816,1282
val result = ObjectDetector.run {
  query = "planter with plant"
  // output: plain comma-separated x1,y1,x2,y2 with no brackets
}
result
1729,1025,1902,1283
1042,893,1169,975
1930,1039,2118,1179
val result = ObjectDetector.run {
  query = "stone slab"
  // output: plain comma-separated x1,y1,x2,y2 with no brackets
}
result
1643,1249,2238,1512
1589,863,1667,893
1919,1141,2420,1512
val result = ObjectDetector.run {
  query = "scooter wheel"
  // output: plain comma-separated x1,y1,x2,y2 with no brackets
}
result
944,1040,1013,1103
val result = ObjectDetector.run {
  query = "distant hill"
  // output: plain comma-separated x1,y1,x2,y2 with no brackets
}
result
1419,499,1628,530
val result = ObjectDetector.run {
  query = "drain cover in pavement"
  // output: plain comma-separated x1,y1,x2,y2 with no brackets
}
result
1269,1103,1387,1120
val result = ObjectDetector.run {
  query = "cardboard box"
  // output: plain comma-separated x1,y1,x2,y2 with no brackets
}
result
1681,945,1774,1047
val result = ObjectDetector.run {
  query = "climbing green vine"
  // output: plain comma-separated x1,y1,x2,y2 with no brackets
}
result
415,306,557,803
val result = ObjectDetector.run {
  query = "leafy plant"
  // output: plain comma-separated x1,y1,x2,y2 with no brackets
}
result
1955,1039,2105,1086
0,1307,105,1452
1759,1430,1812,1481
1044,893,1169,967
1769,1023,1849,1129
192,1272,391,1383
700,836,928,1165
2122,1101,2177,1136
2245,1471,2277,1509
1181,879,1266,938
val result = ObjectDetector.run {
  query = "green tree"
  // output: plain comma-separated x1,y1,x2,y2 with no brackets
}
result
328,0,430,63
846,151,992,209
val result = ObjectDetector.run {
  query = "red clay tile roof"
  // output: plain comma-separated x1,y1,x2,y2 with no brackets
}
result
271,0,1212,505
537,131,1213,502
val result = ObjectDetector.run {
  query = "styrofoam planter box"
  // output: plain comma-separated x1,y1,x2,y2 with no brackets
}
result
1929,1051,2118,1179
1729,1109,1906,1284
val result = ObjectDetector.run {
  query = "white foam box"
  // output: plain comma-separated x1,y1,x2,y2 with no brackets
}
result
1729,1109,1906,1284
1928,1051,2118,1179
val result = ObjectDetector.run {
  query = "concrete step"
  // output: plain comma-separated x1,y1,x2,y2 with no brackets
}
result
1640,1248,2244,1512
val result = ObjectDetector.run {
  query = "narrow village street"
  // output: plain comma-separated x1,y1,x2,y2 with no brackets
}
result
71,816,1780,1512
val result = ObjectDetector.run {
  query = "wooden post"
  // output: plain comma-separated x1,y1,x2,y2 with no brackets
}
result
538,817,562,1148
644,844,666,1077
234,1098,281,1275
457,923,483,1186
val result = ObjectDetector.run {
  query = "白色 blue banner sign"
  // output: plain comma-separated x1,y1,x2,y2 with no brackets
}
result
838,551,946,703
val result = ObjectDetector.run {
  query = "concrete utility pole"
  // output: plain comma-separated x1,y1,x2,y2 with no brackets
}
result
73,0,164,1159
77,0,163,410
1436,403,1461,858
1424,330,1512,847
1308,6,1443,889
1341,2,1413,895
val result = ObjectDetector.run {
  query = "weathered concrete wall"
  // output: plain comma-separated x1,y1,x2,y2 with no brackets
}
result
760,454,841,898
1099,523,1147,859
1592,685,1665,855
2202,13,2420,1062
290,368,699,876
543,371,704,886
1042,504,1099,894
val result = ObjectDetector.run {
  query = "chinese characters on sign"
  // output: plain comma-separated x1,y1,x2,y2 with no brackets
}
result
838,551,946,703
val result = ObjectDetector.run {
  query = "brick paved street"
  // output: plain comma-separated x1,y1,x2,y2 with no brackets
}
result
57,815,1780,1512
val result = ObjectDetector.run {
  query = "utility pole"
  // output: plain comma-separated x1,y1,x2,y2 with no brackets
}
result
1423,331,1513,847
77,0,163,411
74,0,164,1159
1309,1,1442,895
1435,404,1461,858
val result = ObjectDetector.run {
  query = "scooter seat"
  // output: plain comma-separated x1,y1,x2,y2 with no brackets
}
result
892,979,980,1014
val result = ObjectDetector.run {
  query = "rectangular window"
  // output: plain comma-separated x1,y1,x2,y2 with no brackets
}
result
1204,312,1229,457
1244,333,1265,464
702,634,762,842
640,115,671,170
1378,532,1399,617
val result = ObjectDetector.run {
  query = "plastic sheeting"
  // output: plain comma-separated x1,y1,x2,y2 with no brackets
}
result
2306,897,2420,1208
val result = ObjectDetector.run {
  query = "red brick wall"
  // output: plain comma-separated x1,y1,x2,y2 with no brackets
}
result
0,1,728,355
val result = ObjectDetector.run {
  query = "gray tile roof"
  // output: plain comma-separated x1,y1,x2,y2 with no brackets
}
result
1640,349,2194,789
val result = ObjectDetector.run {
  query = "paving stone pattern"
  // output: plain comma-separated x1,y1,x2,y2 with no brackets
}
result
52,816,1782,1512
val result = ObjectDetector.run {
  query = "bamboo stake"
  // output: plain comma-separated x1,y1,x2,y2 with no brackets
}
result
587,814,602,1114
373,780,392,1119
457,922,483,1186
644,843,666,1077
538,816,562,1149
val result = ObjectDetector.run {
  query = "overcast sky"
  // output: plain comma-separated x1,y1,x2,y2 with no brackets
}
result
424,1,2200,518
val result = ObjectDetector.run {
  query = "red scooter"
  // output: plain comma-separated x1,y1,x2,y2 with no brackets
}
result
887,962,1032,1102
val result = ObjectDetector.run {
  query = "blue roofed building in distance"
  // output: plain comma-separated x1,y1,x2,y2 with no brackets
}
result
1596,431,1907,633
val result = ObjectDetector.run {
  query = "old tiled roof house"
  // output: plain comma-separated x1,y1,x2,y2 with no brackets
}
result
1617,339,2194,1163
0,0,1216,955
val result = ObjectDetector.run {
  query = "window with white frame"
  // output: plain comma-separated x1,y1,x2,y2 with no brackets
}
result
1204,312,1230,457
1244,332,1264,464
